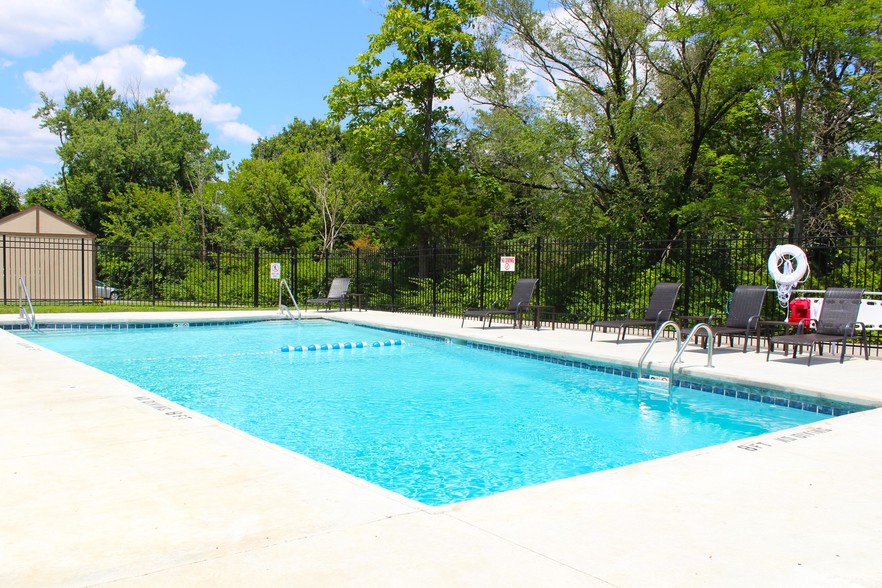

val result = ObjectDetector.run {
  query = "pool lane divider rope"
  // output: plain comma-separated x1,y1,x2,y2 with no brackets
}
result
281,339,405,352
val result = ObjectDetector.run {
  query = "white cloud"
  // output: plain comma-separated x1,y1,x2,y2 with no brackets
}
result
0,0,144,56
23,46,258,144
217,122,261,145
0,164,51,190
24,46,185,99
168,73,240,124
0,106,58,163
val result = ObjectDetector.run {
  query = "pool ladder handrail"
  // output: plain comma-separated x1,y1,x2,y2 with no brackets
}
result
18,276,37,331
637,320,682,379
666,323,715,389
277,279,301,320
637,322,715,390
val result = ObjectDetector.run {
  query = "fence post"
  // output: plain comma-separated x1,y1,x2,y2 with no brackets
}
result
535,236,542,302
216,251,221,307
390,249,396,311
2,235,6,304
603,236,611,321
253,247,260,308
684,232,692,316
151,242,156,306
80,238,86,303
355,247,360,298
432,243,438,316
291,248,298,302
479,240,486,309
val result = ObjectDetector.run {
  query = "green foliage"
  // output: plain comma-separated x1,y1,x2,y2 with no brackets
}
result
328,0,492,252
251,119,342,161
715,0,882,241
222,153,317,249
33,84,227,236
0,180,20,217
15,0,882,278
302,149,378,256
102,185,191,247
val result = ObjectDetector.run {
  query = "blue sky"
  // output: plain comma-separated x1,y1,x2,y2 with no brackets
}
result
0,0,389,191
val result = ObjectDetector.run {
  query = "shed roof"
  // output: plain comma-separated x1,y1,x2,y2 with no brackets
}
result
0,206,96,239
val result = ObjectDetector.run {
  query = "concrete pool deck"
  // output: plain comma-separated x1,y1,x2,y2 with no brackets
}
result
2,309,881,586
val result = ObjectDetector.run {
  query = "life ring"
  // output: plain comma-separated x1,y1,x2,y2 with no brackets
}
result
767,244,808,286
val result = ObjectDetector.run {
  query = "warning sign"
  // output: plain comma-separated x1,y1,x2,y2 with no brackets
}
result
500,256,516,272
269,262,281,279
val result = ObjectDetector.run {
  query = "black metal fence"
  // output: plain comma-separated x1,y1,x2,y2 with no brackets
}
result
4,233,882,348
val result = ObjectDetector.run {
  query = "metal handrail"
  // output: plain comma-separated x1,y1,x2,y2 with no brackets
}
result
17,276,37,331
637,320,682,379
667,323,715,390
278,279,301,320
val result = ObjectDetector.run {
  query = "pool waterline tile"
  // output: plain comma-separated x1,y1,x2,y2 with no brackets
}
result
461,340,867,416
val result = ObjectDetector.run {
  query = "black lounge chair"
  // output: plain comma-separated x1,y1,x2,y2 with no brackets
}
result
766,287,869,365
590,282,681,343
306,277,351,311
461,278,538,329
702,285,768,352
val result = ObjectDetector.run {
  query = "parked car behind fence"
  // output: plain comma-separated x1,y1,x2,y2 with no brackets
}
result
95,280,121,300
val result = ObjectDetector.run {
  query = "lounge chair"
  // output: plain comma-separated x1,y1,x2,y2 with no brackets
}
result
590,282,681,342
766,287,869,365
461,278,538,329
306,277,351,311
701,285,768,352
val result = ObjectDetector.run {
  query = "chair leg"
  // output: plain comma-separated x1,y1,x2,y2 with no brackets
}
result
590,324,595,341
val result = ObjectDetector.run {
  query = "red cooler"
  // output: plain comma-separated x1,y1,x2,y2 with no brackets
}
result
788,298,812,328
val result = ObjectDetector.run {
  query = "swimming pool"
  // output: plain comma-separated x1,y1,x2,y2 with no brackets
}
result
15,319,852,505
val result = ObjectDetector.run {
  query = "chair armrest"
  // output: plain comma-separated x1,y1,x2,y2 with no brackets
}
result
844,321,866,335
654,309,674,322
624,307,643,319
796,319,816,334
747,315,761,332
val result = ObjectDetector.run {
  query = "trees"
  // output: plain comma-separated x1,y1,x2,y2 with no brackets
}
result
34,84,227,237
20,1,880,253
721,0,882,242
0,180,19,218
222,118,377,254
222,153,316,250
327,0,495,255
302,150,375,257
483,0,665,237
475,0,881,241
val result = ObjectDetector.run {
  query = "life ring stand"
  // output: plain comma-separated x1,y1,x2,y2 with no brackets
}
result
768,244,809,286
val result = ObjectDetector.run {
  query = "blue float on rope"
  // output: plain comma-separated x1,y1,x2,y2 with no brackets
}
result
281,339,404,352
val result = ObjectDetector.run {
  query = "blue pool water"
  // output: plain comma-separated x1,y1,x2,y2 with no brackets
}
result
19,319,833,505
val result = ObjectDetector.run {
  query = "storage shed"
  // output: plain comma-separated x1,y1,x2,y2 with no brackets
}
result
0,206,97,303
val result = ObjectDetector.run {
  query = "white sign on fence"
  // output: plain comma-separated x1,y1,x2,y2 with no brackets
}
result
269,262,281,280
500,256,516,272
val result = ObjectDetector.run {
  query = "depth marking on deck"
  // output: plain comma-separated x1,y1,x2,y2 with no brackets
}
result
134,396,192,420
737,426,832,452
